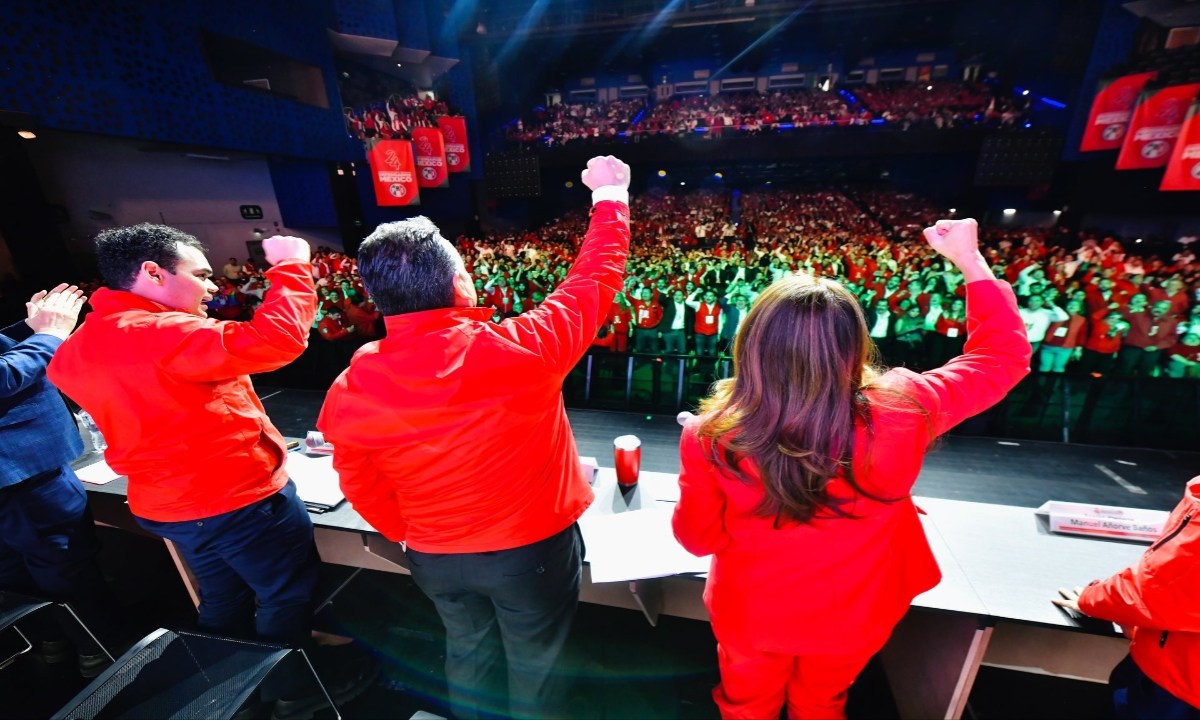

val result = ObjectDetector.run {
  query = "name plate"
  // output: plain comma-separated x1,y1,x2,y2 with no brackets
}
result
1037,500,1168,543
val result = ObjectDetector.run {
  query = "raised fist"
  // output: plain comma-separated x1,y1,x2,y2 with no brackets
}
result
263,235,312,266
922,218,979,263
581,155,631,192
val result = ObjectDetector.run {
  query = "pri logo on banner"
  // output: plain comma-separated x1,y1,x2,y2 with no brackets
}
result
1080,72,1158,152
1117,83,1200,170
438,116,471,173
369,140,419,207
411,127,450,188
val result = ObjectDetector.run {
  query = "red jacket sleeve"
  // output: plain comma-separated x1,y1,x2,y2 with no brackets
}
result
498,201,629,375
672,421,733,557
333,444,408,542
156,260,317,381
1078,496,1200,631
891,280,1031,437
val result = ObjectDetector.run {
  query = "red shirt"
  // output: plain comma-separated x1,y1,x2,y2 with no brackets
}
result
673,281,1030,655
694,303,721,336
1083,318,1126,354
1041,314,1087,349
48,261,317,521
632,298,663,329
607,304,632,334
1079,478,1200,708
318,201,630,552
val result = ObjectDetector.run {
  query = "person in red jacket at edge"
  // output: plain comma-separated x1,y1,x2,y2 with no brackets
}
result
672,218,1030,720
1054,480,1200,720
317,155,631,720
48,224,374,719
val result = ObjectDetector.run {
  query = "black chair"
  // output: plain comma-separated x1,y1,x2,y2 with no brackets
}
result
50,628,338,720
0,591,114,670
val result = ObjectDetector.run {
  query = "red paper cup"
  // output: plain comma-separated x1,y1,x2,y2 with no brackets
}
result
614,435,642,488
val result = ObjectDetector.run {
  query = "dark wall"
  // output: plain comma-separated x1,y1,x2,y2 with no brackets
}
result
0,0,358,161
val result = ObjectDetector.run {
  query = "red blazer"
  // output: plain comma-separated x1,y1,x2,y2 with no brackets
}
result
673,280,1030,655
1079,477,1200,708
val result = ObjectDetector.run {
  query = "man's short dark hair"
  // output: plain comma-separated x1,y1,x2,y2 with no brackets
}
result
357,217,456,316
95,223,207,291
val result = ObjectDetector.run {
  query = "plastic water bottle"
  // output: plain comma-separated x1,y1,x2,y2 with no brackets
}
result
77,410,107,452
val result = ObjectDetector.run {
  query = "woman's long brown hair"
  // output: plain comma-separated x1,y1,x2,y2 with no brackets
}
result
698,274,922,525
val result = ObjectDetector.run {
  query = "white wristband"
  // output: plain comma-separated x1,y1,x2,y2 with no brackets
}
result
591,186,629,206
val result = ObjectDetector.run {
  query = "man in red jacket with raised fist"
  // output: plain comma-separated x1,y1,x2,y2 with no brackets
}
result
319,156,631,720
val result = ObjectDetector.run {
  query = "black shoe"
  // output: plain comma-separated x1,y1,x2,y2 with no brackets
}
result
270,651,378,720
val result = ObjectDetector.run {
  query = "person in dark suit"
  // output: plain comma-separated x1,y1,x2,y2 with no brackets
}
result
718,293,750,356
659,289,693,355
0,283,120,676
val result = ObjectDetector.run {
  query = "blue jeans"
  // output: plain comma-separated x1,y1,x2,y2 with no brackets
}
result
1112,653,1200,720
136,480,319,646
406,523,583,720
0,465,120,652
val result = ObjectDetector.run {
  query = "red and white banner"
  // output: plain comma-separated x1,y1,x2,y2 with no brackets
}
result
1160,97,1200,191
411,127,450,188
437,116,471,173
1116,83,1200,170
367,140,420,207
1080,71,1157,152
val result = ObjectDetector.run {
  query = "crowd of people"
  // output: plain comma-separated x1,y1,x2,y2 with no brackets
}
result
501,81,1032,148
343,91,457,146
204,187,1199,382
502,98,646,147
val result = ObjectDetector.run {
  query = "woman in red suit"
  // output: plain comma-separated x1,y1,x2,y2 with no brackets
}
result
672,219,1030,719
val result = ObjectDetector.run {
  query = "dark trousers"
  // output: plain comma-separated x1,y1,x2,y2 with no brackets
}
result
406,523,583,720
1117,346,1162,377
1079,349,1116,376
136,480,319,647
661,329,687,355
1112,654,1200,720
633,328,659,354
0,465,120,653
695,333,719,357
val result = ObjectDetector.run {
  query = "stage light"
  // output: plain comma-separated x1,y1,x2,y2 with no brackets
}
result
565,180,574,188
949,208,957,214
396,63,403,68
336,167,345,175
1053,210,1062,216
1136,238,1143,244
17,129,36,139
926,85,933,91
714,172,723,179
657,169,666,177
1022,89,1030,96
680,181,686,185
1003,208,1017,216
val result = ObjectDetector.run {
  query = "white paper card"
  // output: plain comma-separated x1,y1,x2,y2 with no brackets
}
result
1036,500,1168,543
285,453,346,508
76,459,119,485
579,508,710,583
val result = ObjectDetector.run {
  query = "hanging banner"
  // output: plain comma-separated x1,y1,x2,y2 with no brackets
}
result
411,127,450,188
1116,83,1200,170
1160,97,1200,191
367,140,420,207
1080,72,1157,152
438,116,471,173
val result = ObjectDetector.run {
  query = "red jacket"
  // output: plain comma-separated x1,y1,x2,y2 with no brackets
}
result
1079,477,1200,708
48,260,316,521
632,298,663,329
317,200,630,552
673,280,1030,655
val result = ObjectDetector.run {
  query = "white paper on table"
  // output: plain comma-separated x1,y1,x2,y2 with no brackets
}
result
75,459,119,485
578,507,711,583
285,453,346,508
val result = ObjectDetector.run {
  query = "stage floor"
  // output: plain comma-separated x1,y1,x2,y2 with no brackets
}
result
260,386,1196,513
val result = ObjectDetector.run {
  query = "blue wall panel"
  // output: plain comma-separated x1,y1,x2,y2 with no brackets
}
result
0,0,359,161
